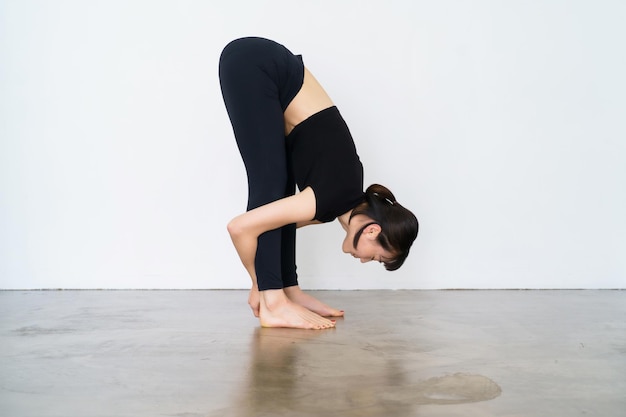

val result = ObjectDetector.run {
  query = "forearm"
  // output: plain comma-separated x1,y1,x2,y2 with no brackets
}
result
228,227,259,287
227,216,258,288
226,189,317,286
227,221,261,316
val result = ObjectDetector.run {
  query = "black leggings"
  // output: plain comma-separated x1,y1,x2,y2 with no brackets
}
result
219,37,305,291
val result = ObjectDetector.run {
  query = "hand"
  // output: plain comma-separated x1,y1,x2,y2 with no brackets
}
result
248,286,260,317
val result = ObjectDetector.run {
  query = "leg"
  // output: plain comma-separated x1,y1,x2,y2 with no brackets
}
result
220,38,334,329
220,38,290,291
281,162,298,289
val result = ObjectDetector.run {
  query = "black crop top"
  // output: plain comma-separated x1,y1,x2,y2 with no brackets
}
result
286,106,365,222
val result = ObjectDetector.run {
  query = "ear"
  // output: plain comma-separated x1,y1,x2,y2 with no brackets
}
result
364,223,382,240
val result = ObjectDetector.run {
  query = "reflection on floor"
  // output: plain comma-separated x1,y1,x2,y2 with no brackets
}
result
1,290,624,416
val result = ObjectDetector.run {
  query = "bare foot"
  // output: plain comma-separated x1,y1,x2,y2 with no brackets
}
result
259,289,335,330
284,286,344,317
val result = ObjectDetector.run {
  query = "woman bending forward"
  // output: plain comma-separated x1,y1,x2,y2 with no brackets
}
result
219,37,419,330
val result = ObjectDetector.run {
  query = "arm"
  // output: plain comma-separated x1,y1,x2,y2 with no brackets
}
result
226,187,317,288
296,219,322,229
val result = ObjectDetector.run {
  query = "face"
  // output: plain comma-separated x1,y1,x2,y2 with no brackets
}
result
342,223,395,264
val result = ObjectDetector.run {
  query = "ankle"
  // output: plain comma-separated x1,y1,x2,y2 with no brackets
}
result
283,285,302,296
261,289,289,311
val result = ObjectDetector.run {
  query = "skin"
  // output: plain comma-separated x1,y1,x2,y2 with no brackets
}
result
227,68,395,330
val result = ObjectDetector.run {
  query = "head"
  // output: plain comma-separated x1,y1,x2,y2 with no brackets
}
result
342,184,419,270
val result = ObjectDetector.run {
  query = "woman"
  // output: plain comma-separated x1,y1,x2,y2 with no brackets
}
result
219,37,418,330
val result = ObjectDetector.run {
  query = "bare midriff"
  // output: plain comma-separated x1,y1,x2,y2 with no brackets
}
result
284,68,335,136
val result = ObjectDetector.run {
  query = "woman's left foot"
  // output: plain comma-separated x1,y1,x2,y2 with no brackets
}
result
284,286,344,317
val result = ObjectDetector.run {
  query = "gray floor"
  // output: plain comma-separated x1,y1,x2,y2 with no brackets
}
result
0,290,624,417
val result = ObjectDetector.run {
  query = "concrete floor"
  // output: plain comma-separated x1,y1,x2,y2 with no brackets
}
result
0,290,624,417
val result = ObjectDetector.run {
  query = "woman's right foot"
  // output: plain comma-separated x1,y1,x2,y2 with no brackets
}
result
259,289,335,330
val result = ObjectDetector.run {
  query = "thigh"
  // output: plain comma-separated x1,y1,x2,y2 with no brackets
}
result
220,43,289,208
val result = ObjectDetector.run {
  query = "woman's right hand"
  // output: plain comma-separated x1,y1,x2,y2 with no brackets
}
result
248,286,260,317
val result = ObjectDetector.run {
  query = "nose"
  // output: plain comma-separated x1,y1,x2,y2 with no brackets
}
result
360,258,370,263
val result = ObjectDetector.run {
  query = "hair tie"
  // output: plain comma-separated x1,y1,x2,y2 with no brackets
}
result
373,192,395,206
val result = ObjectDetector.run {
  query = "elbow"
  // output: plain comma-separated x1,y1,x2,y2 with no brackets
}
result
227,213,261,242
227,217,244,239
226,218,238,238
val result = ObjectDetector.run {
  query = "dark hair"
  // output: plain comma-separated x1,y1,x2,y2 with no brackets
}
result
350,184,419,271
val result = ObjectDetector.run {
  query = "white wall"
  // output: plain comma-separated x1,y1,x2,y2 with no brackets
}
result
1,0,624,289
